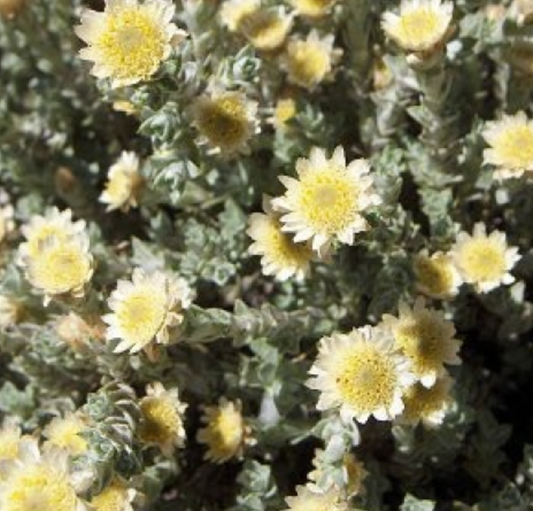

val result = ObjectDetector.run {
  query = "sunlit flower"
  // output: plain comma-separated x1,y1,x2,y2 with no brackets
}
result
219,0,259,32
90,480,137,511
398,374,453,427
100,151,144,212
197,398,249,463
75,0,187,88
103,268,194,354
382,0,453,53
0,296,23,329
43,413,89,456
413,250,462,299
382,298,461,388
307,326,414,423
240,6,293,51
0,439,88,511
190,90,260,156
284,485,348,511
272,146,381,255
290,0,336,18
269,97,297,131
282,31,342,91
482,112,533,180
247,196,313,281
0,204,15,244
138,382,187,456
450,223,521,293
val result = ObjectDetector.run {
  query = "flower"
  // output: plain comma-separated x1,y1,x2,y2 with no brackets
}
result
399,374,453,427
413,250,462,299
43,413,89,456
382,298,461,388
284,485,348,511
307,326,414,423
219,0,259,32
0,0,26,19
0,423,23,463
103,268,194,354
289,0,336,18
282,31,342,91
272,146,381,255
0,439,88,511
247,196,313,281
196,398,248,463
190,90,259,155
75,0,187,88
511,0,533,24
138,382,187,456
56,312,106,352
482,111,533,180
22,234,94,305
239,6,293,51
0,204,15,244
269,97,297,131
90,480,137,511
382,0,453,53
100,151,144,212
450,223,521,293
0,296,23,328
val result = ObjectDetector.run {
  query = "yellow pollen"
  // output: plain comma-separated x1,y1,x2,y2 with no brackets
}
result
139,396,181,445
397,8,441,47
458,239,506,283
414,254,454,296
492,125,533,169
287,42,329,87
91,483,129,511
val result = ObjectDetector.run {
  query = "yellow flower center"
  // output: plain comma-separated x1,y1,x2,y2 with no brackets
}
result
274,98,296,128
287,42,329,87
458,239,506,283
207,408,243,456
96,6,168,83
3,465,78,511
298,168,359,235
492,124,533,169
414,254,455,297
91,484,129,511
263,219,313,268
396,8,442,48
139,396,181,445
115,289,168,347
335,345,397,414
402,381,449,423
243,11,288,50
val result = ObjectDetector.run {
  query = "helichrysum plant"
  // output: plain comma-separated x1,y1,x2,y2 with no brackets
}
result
2,0,533,510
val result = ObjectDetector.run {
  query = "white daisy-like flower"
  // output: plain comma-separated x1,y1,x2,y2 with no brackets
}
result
138,382,187,456
247,196,313,281
219,0,260,32
272,146,382,255
75,0,187,88
482,111,533,180
284,484,348,511
282,31,342,91
90,480,137,511
100,151,144,212
450,223,521,293
43,413,89,457
413,249,462,300
103,268,194,354
239,6,293,51
382,298,461,388
382,0,454,53
290,0,336,19
189,90,260,156
196,398,250,464
0,439,89,511
398,373,454,427
307,326,414,423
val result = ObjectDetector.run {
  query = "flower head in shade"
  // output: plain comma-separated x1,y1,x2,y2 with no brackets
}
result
75,0,187,88
104,268,194,355
413,249,462,299
90,480,137,511
100,151,144,212
190,90,259,156
138,382,187,456
269,96,297,132
240,6,293,51
284,485,348,511
482,112,533,180
382,298,461,388
398,374,453,427
219,0,259,32
0,439,89,511
307,326,414,423
450,223,521,293
290,0,336,18
282,31,342,91
43,413,89,456
382,0,453,53
272,147,381,255
197,399,250,464
247,196,313,281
